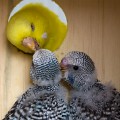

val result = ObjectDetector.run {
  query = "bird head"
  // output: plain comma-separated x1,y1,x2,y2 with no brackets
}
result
7,0,68,53
30,49,62,86
60,51,97,90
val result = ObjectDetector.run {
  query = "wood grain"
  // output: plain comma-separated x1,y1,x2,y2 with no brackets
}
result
0,0,120,119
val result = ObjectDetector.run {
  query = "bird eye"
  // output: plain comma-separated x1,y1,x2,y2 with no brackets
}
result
73,66,79,70
31,23,35,31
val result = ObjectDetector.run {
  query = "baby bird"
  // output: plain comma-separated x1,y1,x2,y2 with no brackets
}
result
61,51,120,120
3,49,69,120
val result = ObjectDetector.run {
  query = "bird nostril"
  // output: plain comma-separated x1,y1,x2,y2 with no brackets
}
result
61,58,68,65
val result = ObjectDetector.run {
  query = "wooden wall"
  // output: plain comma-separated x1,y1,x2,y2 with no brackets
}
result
0,0,120,119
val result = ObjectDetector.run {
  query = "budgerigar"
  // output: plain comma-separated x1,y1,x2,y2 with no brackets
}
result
60,51,120,120
3,49,69,120
7,0,67,53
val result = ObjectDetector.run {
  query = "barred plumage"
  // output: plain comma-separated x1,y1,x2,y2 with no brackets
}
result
3,49,69,120
4,92,69,120
61,51,120,120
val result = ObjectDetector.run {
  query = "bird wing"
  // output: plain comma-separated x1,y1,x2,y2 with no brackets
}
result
3,86,48,120
3,93,69,120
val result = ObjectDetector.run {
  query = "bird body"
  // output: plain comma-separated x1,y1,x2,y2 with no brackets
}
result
3,49,69,120
4,84,69,120
69,82,120,120
61,51,120,120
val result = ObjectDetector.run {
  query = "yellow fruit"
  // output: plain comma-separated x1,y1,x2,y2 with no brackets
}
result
7,0,67,53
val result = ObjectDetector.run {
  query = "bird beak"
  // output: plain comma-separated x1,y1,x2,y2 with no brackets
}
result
60,62,68,72
60,62,68,81
60,58,68,71
22,37,40,51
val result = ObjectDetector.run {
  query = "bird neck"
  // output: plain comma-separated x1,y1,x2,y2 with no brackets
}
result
33,71,62,86
71,80,114,112
34,83,60,92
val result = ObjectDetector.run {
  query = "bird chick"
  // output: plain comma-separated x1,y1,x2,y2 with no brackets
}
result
61,51,120,120
3,49,69,120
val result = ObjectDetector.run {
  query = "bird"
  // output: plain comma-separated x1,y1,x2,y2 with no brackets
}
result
60,51,120,120
3,49,69,120
7,0,67,53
